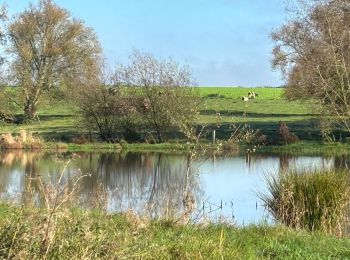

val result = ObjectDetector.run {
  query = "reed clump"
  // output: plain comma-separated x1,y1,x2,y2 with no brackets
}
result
261,169,350,235
50,141,68,150
0,131,43,150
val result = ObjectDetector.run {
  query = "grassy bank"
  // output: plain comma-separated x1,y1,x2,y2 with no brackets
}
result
45,141,191,152
0,203,349,259
58,140,350,154
1,86,349,153
2,137,349,154
257,141,350,155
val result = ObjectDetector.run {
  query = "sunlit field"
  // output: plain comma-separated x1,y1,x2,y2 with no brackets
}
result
0,87,324,141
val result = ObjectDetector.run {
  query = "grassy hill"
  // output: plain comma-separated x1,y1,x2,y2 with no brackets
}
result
0,86,344,142
197,87,323,141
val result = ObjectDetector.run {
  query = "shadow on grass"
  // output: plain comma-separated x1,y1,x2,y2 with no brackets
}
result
202,120,348,141
36,114,74,121
199,109,316,118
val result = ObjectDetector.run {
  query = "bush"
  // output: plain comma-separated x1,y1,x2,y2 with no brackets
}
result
206,93,225,98
278,121,298,144
71,135,89,144
228,124,266,146
77,86,143,143
261,169,350,235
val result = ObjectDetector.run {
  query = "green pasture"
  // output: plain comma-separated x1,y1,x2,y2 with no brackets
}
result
197,87,324,141
0,86,343,142
198,86,284,99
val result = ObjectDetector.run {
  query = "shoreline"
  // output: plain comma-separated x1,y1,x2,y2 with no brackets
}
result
1,140,350,154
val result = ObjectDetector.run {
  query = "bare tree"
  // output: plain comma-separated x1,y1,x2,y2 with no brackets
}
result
272,0,350,133
77,51,199,143
114,50,199,142
6,0,102,121
77,84,144,142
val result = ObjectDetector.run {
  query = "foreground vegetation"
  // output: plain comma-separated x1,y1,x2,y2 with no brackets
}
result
0,203,349,259
262,169,350,236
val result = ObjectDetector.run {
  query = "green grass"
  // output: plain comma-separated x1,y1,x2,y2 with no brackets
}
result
50,140,350,153
1,86,348,149
197,87,323,141
257,141,350,155
0,203,350,259
198,86,284,99
120,142,190,151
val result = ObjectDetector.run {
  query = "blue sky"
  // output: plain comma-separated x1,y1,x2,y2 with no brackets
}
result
3,0,286,86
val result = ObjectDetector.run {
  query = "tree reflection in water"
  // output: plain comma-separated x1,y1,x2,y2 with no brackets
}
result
0,151,203,220
0,151,349,222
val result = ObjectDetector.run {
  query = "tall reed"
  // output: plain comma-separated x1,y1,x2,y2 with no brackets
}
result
261,169,350,235
0,131,43,150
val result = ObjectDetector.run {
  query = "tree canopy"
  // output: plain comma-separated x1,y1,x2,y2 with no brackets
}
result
77,50,199,143
272,0,350,132
6,0,102,120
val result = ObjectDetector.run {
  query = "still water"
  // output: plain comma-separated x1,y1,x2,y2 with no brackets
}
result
0,151,348,224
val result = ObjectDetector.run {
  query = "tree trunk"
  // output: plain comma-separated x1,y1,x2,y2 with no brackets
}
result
23,99,38,121
156,130,163,143
22,83,42,122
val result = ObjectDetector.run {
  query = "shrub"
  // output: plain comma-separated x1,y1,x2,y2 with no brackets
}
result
228,124,265,146
206,93,225,98
77,86,143,142
278,121,298,144
111,50,199,143
71,135,88,144
261,169,350,235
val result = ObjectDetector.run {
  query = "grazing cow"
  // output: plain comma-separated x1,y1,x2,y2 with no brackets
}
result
248,91,258,99
241,96,249,102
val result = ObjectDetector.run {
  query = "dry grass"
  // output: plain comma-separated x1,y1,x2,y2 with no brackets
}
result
20,159,87,258
49,141,68,150
0,131,43,150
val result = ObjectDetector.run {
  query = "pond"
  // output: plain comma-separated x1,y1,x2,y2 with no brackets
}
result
0,151,349,225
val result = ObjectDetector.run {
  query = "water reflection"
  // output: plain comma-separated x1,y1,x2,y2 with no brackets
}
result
77,152,202,218
0,151,202,220
0,151,349,224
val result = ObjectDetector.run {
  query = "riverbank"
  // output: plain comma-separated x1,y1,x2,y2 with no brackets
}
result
41,140,350,154
0,203,349,259
0,139,345,155
256,141,350,155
